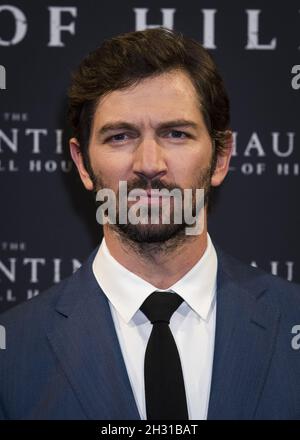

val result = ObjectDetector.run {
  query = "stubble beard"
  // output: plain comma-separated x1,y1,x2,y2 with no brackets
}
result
91,162,214,258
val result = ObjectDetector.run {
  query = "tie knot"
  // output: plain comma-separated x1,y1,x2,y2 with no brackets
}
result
140,291,183,324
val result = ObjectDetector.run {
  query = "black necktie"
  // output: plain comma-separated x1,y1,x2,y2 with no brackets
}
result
140,291,189,420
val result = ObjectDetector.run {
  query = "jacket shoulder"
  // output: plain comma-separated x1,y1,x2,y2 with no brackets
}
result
216,244,300,311
0,246,98,329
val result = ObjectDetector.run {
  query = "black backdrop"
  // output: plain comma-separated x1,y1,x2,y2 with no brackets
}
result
0,0,299,313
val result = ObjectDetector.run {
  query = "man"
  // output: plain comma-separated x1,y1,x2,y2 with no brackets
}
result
1,27,300,420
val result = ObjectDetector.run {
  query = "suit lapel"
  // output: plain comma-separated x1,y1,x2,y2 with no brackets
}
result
207,248,281,419
46,250,140,420
45,243,281,420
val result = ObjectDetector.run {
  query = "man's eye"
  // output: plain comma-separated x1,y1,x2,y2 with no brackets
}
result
168,130,189,139
108,133,129,142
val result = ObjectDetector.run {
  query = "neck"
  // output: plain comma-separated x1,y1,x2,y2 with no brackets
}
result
102,220,208,290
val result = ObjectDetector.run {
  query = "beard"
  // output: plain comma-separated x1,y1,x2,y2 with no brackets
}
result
91,159,214,250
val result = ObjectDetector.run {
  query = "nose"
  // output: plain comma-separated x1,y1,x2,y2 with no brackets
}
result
132,137,167,182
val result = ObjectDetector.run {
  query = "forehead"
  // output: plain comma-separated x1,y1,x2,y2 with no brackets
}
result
92,70,203,127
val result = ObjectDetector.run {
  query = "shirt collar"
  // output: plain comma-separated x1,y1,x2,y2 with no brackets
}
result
92,233,217,324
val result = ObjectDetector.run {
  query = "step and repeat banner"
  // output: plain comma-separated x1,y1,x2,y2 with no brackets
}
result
0,1,299,312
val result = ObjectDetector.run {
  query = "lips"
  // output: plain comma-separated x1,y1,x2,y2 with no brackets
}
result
136,191,172,207
145,189,169,198
127,188,171,207
138,194,161,204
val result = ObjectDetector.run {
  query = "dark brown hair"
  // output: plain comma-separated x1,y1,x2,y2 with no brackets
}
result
68,27,230,173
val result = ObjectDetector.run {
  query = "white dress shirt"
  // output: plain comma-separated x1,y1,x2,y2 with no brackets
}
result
92,232,217,420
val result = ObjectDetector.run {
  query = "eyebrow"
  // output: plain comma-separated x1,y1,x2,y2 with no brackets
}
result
96,119,199,139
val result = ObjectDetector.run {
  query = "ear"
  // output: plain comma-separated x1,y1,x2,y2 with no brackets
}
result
69,138,94,191
210,131,233,187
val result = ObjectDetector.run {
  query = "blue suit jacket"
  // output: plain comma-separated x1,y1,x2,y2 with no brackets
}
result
1,244,300,420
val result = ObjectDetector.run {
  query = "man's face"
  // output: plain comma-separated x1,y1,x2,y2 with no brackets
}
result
70,69,231,243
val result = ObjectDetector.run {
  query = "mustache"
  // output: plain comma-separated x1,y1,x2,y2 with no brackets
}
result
124,176,184,194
